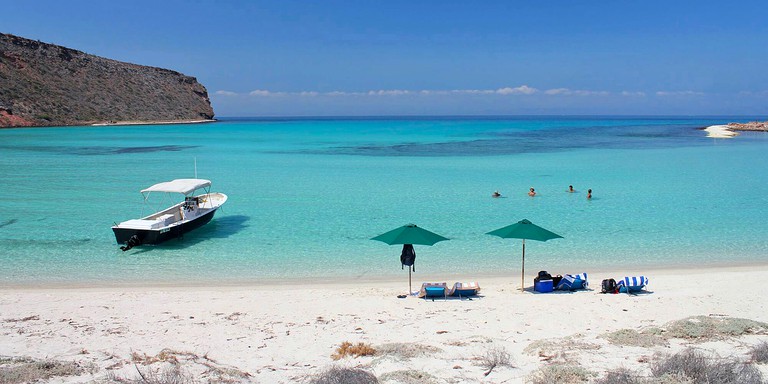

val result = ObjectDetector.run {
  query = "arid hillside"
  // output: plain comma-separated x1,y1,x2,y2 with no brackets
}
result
0,33,214,128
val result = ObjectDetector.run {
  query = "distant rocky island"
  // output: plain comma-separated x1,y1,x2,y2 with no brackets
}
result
727,121,768,131
0,33,214,128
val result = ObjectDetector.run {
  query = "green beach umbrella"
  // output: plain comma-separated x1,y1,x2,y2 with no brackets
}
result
487,219,563,292
371,224,449,294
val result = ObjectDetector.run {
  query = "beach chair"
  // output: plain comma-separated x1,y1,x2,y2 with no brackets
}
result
616,276,648,293
418,282,448,300
448,282,480,298
555,273,588,291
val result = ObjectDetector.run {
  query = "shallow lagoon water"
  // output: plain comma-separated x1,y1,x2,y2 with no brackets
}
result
1,117,766,286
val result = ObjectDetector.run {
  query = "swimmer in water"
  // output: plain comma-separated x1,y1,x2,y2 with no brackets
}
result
492,191,501,198
587,189,592,199
568,185,574,193
528,188,536,197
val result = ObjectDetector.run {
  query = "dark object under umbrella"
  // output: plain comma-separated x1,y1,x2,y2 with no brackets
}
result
401,244,416,272
487,219,563,292
371,224,449,294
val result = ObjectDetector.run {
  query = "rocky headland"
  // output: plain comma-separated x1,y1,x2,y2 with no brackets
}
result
0,33,214,128
702,120,767,138
727,121,768,131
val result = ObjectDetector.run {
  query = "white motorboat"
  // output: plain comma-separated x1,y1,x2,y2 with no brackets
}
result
112,178,227,251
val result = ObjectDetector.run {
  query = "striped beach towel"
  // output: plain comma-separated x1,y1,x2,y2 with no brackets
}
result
617,276,648,293
555,272,588,291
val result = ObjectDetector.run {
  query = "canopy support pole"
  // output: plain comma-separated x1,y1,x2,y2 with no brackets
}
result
408,268,412,295
521,239,526,292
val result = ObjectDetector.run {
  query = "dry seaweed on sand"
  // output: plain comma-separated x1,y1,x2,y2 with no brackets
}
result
307,366,378,384
331,342,377,360
104,364,198,384
526,364,594,384
0,356,94,384
662,316,768,341
524,336,600,363
750,341,768,364
374,343,442,360
475,345,514,377
601,328,668,348
650,348,763,384
122,349,251,382
593,368,646,384
378,369,438,384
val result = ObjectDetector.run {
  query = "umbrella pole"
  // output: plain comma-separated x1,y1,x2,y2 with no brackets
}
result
521,239,526,292
408,268,412,295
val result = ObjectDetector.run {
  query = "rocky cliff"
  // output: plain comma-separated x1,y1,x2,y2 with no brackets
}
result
0,33,214,128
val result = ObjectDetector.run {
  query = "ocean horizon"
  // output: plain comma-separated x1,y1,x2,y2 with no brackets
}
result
1,116,767,287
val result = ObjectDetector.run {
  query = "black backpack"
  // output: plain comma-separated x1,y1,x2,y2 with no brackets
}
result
535,270,552,282
601,278,617,294
400,244,415,272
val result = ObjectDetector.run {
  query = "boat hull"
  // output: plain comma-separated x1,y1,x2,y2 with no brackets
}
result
112,207,218,246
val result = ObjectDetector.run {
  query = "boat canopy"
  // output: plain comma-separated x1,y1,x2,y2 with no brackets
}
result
140,179,212,195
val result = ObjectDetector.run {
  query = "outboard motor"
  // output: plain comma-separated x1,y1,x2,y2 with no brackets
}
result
120,235,141,252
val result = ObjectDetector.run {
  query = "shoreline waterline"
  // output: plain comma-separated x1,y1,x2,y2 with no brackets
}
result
2,261,766,291
90,119,216,126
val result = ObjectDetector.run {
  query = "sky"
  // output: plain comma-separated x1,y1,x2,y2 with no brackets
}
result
4,1,768,117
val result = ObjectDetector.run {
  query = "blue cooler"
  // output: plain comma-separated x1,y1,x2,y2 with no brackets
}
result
534,279,553,293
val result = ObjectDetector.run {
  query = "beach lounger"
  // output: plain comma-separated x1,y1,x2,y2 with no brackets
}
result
448,282,480,298
418,282,448,300
617,276,648,293
555,273,588,291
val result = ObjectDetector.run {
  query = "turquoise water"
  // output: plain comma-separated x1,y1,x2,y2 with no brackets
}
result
1,117,767,287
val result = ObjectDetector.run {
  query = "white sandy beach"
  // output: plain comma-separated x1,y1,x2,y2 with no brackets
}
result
2,266,768,383
90,119,216,126
703,124,739,138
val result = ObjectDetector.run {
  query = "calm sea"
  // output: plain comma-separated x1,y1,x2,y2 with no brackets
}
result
1,117,767,287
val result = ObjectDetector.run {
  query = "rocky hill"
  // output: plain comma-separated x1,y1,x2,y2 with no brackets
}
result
0,33,214,128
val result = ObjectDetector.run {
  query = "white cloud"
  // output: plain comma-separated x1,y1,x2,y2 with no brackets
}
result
367,89,412,96
621,91,647,97
738,90,768,96
545,88,609,96
456,89,493,95
421,86,536,95
238,86,616,98
655,90,705,96
249,89,273,96
496,85,538,95
544,88,570,95
215,90,238,96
